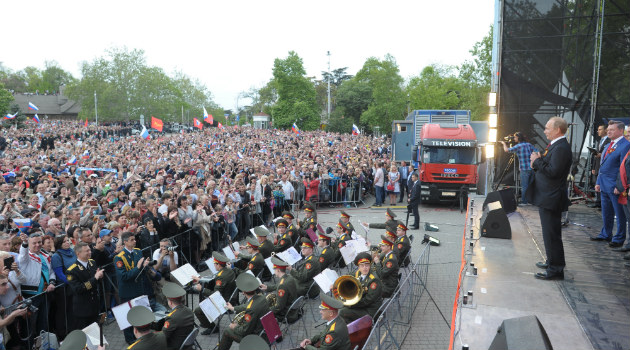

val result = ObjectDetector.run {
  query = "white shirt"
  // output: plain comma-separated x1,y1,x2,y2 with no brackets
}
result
279,180,294,199
152,250,179,269
550,135,567,145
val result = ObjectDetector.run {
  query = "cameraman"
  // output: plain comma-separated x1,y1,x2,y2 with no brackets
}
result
152,239,178,276
500,132,537,205
0,273,28,349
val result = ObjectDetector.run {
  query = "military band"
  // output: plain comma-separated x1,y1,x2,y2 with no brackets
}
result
193,252,237,335
288,238,321,298
373,235,399,298
300,293,351,350
236,236,266,278
161,282,195,350
260,256,299,323
339,252,383,324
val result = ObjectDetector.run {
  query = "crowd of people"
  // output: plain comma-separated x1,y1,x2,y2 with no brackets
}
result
0,119,408,349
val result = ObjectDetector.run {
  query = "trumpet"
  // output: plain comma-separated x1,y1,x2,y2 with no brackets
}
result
233,311,246,325
266,292,278,308
332,275,364,306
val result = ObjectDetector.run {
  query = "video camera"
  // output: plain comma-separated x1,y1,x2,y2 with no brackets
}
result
503,134,516,146
1,299,38,317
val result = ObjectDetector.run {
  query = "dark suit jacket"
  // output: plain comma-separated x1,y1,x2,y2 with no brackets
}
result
592,136,610,173
525,137,572,212
409,180,421,204
615,151,630,193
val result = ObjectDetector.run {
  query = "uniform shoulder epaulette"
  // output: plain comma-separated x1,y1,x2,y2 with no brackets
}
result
88,258,95,262
133,248,141,251
369,274,375,279
116,251,125,257
67,263,77,271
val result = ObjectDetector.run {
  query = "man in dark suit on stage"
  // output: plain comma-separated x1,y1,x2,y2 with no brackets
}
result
407,173,421,230
592,120,630,246
526,116,573,280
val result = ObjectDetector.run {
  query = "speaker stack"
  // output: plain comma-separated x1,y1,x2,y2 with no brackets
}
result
479,200,512,239
488,315,553,350
483,188,517,214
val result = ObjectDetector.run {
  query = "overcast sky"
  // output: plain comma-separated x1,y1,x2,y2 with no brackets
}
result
3,0,495,111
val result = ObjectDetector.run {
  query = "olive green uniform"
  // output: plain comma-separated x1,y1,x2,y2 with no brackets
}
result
266,274,299,323
339,272,383,324
258,239,274,259
318,246,337,270
290,254,321,298
125,331,167,350
217,294,270,350
274,232,292,252
368,218,397,230
194,268,236,329
237,251,265,277
305,316,352,350
394,236,411,267
374,252,399,298
162,304,195,350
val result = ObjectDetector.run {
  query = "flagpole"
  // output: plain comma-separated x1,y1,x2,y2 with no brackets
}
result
94,91,98,126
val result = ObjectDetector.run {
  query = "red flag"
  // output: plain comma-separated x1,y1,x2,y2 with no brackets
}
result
84,118,88,127
193,118,203,129
218,122,224,130
151,116,163,132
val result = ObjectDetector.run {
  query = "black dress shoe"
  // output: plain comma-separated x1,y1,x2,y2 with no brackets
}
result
609,242,623,248
534,271,564,280
590,236,608,241
411,226,420,230
536,262,549,269
612,246,630,252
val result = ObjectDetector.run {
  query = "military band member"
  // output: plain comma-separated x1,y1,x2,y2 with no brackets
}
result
59,330,90,350
193,252,237,335
296,202,317,249
335,221,351,250
161,282,195,350
339,252,383,324
339,211,355,234
126,306,167,350
362,208,397,230
239,335,270,350
282,211,296,232
384,226,397,243
394,222,411,267
66,242,104,330
115,232,163,344
300,293,351,350
220,273,271,350
288,238,321,298
373,235,399,298
260,256,299,323
317,231,337,270
253,226,274,259
273,219,292,252
236,236,265,278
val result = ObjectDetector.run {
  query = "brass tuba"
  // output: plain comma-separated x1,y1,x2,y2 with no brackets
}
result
266,292,278,308
332,275,363,306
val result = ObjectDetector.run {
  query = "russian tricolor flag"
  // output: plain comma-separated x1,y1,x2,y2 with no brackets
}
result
218,122,224,130
13,218,32,234
237,151,244,159
292,123,301,135
32,114,40,123
28,102,39,111
82,150,90,160
140,125,151,140
203,107,213,124
4,112,17,120
67,156,77,165
352,124,360,135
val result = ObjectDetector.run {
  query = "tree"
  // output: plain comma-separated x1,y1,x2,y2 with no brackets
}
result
0,83,14,116
407,65,464,110
355,55,406,133
334,79,372,125
271,51,320,130
458,26,493,121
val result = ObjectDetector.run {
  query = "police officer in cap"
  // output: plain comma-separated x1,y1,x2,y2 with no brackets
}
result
317,231,337,270
339,252,383,324
126,306,167,350
193,251,237,335
239,335,270,350
373,235,399,298
220,273,271,350
161,282,195,350
300,293,351,350
273,219,292,252
288,237,321,298
260,256,299,323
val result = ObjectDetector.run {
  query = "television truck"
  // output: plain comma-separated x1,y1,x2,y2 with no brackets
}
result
391,110,481,206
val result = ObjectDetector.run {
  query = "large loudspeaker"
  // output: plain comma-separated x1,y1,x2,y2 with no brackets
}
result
480,201,512,239
483,188,517,214
488,315,553,350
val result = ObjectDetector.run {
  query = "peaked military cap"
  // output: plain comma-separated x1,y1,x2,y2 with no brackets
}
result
386,208,397,218
60,330,87,350
245,235,260,248
127,306,155,328
240,335,270,350
354,252,372,266
236,272,260,292
162,282,186,299
319,292,344,310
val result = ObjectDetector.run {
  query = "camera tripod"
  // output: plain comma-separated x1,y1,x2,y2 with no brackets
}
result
493,153,519,194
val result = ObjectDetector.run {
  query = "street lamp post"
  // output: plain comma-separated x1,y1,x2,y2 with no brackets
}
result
94,91,98,126
326,51,331,126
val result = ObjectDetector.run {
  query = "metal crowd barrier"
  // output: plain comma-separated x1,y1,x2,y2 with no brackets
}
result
362,243,431,350
291,178,367,208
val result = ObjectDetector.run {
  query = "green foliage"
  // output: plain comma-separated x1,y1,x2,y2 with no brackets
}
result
0,61,75,94
65,47,219,122
355,55,406,133
0,83,14,116
334,79,372,126
459,26,493,88
271,51,320,130
326,108,355,133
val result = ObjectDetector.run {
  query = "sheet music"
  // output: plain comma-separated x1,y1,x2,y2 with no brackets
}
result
170,263,199,286
112,295,151,330
264,257,275,274
340,245,357,265
83,322,108,350
208,291,228,315
313,268,339,293
223,246,236,260
354,237,369,253
351,230,359,240
232,241,240,252
199,298,221,323
358,220,369,234
278,247,302,265
205,258,219,275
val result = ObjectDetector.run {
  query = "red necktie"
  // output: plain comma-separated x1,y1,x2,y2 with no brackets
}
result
604,142,614,159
